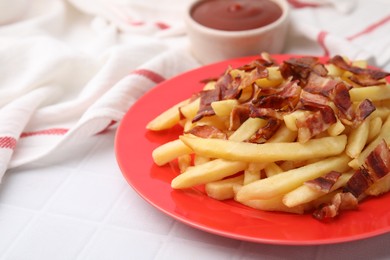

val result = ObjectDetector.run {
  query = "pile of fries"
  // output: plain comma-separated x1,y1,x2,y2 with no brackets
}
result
146,53,390,221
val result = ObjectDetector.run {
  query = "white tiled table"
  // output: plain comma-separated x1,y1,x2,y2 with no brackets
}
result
0,129,389,260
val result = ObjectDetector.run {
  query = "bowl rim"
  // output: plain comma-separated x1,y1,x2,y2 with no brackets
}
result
185,0,290,38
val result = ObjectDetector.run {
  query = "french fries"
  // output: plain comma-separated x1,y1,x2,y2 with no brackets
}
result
147,53,390,221
235,155,350,201
171,159,247,189
179,134,347,163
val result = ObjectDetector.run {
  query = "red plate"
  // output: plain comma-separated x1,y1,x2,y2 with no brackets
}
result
115,55,390,245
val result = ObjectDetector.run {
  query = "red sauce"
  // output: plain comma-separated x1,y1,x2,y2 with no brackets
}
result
191,0,283,31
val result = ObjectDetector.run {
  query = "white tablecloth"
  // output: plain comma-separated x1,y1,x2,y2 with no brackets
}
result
1,0,390,259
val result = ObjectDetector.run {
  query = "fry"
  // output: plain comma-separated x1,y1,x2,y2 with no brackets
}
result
267,123,297,143
205,174,244,200
283,110,307,131
243,162,266,185
193,154,210,165
211,99,238,117
177,154,191,173
234,186,305,214
146,99,189,130
264,162,283,177
349,85,390,102
365,173,390,196
345,118,370,158
180,134,347,163
352,115,390,167
327,118,345,136
367,116,382,142
236,154,350,201
228,117,267,142
152,139,192,166
171,159,247,189
255,66,283,88
283,172,353,208
180,98,200,120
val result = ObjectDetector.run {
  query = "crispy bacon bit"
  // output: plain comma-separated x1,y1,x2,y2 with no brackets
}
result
344,167,373,198
304,73,340,97
249,106,284,120
355,99,376,123
300,90,329,106
305,171,341,193
349,73,388,86
252,80,301,111
192,89,220,122
365,139,390,180
332,82,354,123
296,104,337,143
330,55,390,86
239,66,269,89
216,73,242,100
345,139,390,197
280,56,328,85
229,104,251,130
186,125,227,139
313,192,358,221
237,58,274,72
249,118,281,143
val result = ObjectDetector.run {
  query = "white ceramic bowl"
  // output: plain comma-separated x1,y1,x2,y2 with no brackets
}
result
185,0,290,64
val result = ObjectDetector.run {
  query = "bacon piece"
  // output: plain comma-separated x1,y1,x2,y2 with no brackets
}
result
186,125,227,139
344,167,373,198
237,58,274,72
249,118,281,143
332,82,354,124
252,80,301,111
193,71,245,122
329,55,390,86
355,99,376,123
295,104,337,142
313,192,358,221
300,90,329,106
216,73,242,100
304,72,340,97
305,171,341,193
365,139,390,180
349,73,388,86
249,106,284,120
229,104,251,130
345,139,390,197
192,89,220,122
280,56,328,85
239,66,269,90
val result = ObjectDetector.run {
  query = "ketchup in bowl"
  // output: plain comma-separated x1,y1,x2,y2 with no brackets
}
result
191,0,283,31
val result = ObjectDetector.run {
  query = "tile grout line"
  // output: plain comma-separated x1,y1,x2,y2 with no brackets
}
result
152,219,182,259
0,166,81,259
73,184,130,260
0,134,105,260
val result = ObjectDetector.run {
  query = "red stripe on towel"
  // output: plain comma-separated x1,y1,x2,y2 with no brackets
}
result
347,14,390,41
132,69,165,84
0,137,17,150
317,31,330,57
21,128,69,138
155,22,170,30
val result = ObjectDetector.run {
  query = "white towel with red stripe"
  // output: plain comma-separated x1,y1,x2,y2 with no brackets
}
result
0,0,390,182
